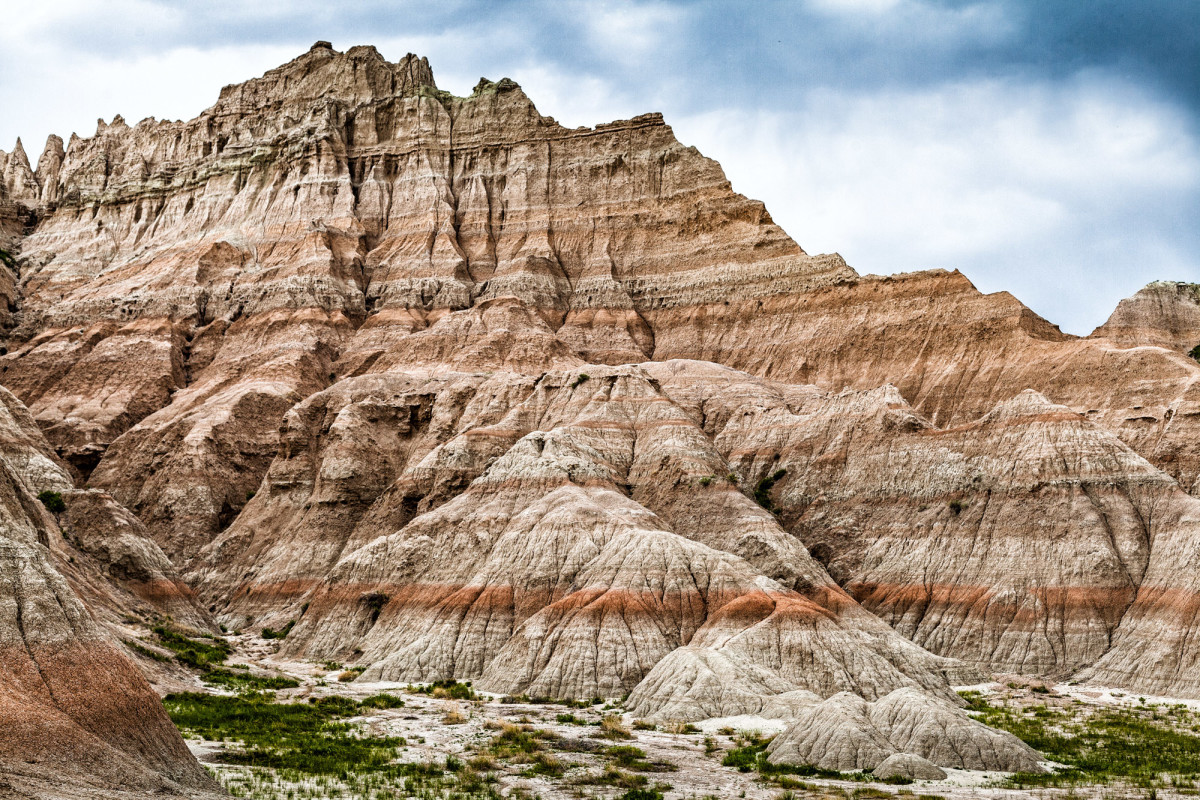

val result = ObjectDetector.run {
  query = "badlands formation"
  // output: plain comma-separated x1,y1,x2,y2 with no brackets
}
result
3,40,1200,795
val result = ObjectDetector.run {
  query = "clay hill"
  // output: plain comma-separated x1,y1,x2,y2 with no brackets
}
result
4,41,1200,794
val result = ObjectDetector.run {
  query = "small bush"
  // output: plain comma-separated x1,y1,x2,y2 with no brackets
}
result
335,667,366,682
948,499,964,515
600,713,633,740
359,693,405,709
361,591,390,622
632,719,656,731
260,620,295,640
753,468,787,512
571,373,591,388
699,476,713,487
38,490,66,514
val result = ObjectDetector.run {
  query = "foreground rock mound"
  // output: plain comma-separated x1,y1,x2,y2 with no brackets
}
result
224,364,968,704
765,689,1043,774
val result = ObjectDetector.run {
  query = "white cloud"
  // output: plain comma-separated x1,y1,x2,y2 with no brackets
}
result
672,74,1200,333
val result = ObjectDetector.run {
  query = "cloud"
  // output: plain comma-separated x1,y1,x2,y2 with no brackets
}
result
673,72,1200,334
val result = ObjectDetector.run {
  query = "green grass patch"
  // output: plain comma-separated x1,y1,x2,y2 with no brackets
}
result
202,668,300,692
409,679,476,700
260,620,295,640
753,468,787,512
152,625,231,669
359,692,406,709
38,490,66,513
960,690,1200,787
164,692,413,776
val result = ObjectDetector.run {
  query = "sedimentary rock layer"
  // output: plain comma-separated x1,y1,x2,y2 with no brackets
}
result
0,389,217,798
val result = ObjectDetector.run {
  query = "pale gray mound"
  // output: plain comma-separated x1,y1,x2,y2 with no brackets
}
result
870,688,1044,773
872,753,947,781
760,688,823,719
767,688,1046,774
625,646,802,722
765,692,895,771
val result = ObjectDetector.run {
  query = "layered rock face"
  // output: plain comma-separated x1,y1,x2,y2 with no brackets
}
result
764,689,1044,774
644,362,1181,677
0,389,217,798
8,41,1200,788
194,364,969,704
1091,281,1200,354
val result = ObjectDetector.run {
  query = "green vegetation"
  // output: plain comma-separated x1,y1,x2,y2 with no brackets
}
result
149,625,299,691
359,693,405,709
721,731,909,786
410,679,477,700
960,690,1200,788
37,490,66,513
556,712,586,724
948,499,965,515
361,591,390,622
500,693,596,708
753,468,787,512
699,475,713,487
124,639,171,662
203,669,300,692
0,249,15,269
606,745,676,773
153,625,231,669
618,790,665,800
571,372,590,388
260,620,295,640
1190,343,1200,362
164,692,406,773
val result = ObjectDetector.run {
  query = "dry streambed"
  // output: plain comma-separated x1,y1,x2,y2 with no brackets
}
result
146,632,1200,800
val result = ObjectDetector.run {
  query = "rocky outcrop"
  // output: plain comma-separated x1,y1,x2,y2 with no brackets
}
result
643,362,1186,679
11,43,1200,787
765,689,1043,773
872,753,947,781
1092,281,1200,354
0,394,218,797
211,363,968,703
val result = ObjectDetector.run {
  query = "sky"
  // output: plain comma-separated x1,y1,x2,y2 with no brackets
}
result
2,0,1198,334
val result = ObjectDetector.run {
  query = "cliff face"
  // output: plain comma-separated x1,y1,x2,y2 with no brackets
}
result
1091,280,1200,354
8,42,1200,787
0,386,217,798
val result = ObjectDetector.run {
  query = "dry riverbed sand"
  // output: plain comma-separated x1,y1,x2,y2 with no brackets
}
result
166,637,1186,800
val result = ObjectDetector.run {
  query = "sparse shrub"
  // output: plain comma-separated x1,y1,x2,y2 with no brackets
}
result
663,720,701,735
632,719,656,731
360,591,390,622
359,693,405,709
699,475,713,487
338,667,366,682
1190,344,1200,362
753,468,788,512
260,620,295,640
619,789,665,800
442,703,468,724
600,713,633,740
948,499,964,515
38,490,66,514
572,372,591,388
726,472,738,484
